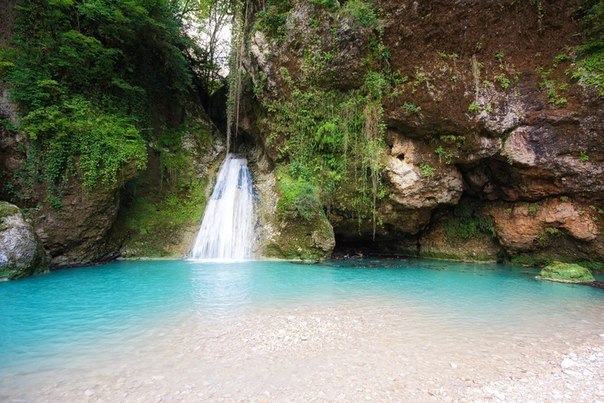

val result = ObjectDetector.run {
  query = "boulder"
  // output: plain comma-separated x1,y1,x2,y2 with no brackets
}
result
537,262,595,284
0,202,47,279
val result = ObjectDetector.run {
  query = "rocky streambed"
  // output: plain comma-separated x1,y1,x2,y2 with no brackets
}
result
1,302,602,402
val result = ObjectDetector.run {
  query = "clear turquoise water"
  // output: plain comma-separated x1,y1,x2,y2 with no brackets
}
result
1,259,602,375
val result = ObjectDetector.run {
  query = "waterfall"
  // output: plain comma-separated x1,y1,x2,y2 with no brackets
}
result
189,154,255,261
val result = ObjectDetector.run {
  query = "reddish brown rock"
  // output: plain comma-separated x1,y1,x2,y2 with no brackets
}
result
487,200,599,252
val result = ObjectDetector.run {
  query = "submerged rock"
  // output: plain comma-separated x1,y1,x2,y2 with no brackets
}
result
537,262,595,284
0,201,47,279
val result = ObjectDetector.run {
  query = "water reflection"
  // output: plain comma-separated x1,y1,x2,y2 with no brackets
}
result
189,262,252,317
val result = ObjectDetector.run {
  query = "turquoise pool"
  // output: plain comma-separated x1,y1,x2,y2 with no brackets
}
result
1,258,602,377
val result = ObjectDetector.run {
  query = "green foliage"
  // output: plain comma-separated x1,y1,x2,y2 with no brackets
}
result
21,96,146,202
572,51,604,95
341,0,379,28
439,134,466,147
265,74,385,223
494,74,511,89
403,102,421,113
537,227,562,245
430,134,465,164
309,0,338,9
468,103,480,112
276,169,321,221
117,176,208,257
539,67,568,105
528,204,539,217
114,116,214,257
419,163,435,177
255,0,387,236
444,200,496,242
580,150,590,161
2,0,197,205
254,0,293,40
571,2,604,96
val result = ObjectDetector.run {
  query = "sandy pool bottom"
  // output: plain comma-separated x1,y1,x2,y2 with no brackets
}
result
1,301,603,402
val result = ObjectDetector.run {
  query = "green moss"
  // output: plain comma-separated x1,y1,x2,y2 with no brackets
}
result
537,261,595,283
511,255,604,273
114,119,213,258
117,177,207,258
264,209,334,261
536,227,562,245
509,255,552,267
576,260,604,272
0,202,20,219
444,199,496,242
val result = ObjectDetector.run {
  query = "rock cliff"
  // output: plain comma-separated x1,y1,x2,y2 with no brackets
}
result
242,0,603,266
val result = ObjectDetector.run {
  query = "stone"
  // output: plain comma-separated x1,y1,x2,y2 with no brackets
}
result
0,201,47,280
560,358,575,369
386,137,463,210
537,262,595,284
487,199,599,257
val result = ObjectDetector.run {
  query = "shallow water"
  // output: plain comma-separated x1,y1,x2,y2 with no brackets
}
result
1,259,602,400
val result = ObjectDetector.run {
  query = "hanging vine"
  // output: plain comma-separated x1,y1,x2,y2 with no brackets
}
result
225,0,247,154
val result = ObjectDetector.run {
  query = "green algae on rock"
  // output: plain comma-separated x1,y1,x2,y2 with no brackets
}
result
537,261,595,284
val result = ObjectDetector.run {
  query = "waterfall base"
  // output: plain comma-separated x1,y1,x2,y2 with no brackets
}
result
189,154,255,261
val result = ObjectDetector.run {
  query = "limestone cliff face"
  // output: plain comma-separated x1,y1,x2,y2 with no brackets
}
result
243,0,604,265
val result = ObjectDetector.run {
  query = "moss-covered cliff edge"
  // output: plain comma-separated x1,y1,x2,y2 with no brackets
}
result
241,0,604,267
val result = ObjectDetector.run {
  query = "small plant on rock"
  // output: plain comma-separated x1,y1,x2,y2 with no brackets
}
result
420,163,436,177
403,102,421,113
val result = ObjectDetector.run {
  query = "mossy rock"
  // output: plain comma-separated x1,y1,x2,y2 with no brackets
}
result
536,262,595,284
263,211,336,261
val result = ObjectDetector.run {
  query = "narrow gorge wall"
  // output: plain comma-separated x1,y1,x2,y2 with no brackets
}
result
243,0,604,266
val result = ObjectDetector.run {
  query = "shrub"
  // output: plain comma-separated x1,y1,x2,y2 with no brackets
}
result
277,171,321,221
21,97,146,196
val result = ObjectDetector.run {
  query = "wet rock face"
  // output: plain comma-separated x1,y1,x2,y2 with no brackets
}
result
250,150,335,260
488,200,598,252
34,177,125,266
243,0,603,261
0,202,47,279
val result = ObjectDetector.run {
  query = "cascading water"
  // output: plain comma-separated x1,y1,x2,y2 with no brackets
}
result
189,154,255,260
